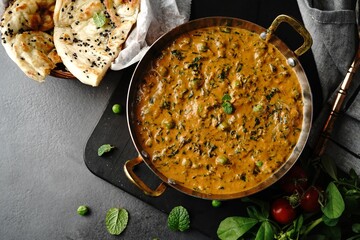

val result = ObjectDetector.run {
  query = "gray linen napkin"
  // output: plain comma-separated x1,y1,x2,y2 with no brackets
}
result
297,0,360,173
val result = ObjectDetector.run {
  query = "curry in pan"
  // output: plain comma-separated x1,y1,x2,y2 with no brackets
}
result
134,26,303,195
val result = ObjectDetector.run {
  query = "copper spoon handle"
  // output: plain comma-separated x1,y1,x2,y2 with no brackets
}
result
313,48,360,158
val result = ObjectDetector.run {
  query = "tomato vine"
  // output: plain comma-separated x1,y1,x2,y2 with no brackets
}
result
216,155,360,239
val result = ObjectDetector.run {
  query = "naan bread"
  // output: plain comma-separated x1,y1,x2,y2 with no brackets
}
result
53,0,140,87
0,0,58,81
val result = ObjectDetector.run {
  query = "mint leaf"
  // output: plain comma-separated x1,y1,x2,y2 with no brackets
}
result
167,206,190,232
105,208,129,235
93,12,107,28
217,217,258,240
98,144,115,156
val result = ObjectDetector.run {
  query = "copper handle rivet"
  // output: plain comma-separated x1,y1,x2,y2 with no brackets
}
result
260,32,267,40
287,58,296,67
141,150,149,159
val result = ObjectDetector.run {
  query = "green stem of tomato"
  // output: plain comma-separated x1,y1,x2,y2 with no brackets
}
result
303,217,323,236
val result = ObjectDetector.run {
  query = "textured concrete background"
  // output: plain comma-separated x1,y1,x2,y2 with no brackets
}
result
0,45,209,239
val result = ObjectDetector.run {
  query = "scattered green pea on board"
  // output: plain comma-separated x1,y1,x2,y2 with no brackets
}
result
112,103,122,114
212,200,222,208
98,144,115,156
77,205,89,216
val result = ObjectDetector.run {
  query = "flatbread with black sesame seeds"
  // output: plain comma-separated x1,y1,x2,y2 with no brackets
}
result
0,0,58,81
53,0,140,87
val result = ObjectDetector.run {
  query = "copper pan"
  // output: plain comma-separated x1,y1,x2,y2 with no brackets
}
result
125,15,313,200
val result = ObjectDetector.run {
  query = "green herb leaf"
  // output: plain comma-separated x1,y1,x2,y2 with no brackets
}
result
241,197,269,219
322,214,339,226
293,215,304,232
253,104,263,112
98,144,115,156
317,225,342,240
222,94,232,102
93,12,107,28
321,155,338,180
171,50,184,60
255,221,274,240
222,102,234,114
167,206,190,232
217,217,258,240
105,208,129,235
321,182,345,219
352,223,360,234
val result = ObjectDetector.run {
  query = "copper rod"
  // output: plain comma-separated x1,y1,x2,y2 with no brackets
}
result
313,52,360,158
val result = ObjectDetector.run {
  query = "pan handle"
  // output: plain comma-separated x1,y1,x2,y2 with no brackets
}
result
265,14,312,57
124,156,167,197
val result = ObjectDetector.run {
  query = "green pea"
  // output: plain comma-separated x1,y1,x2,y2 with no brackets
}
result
212,200,222,208
112,104,122,114
216,155,229,165
77,205,89,216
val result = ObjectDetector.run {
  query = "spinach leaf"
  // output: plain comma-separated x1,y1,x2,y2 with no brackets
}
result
321,156,338,181
255,221,274,240
322,214,338,226
242,197,269,219
352,223,360,234
246,206,267,221
321,182,345,219
217,217,258,240
105,208,129,235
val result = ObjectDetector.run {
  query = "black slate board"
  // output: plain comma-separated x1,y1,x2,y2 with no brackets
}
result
84,0,321,238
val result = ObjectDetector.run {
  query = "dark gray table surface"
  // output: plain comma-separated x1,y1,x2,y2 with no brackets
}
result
0,1,319,239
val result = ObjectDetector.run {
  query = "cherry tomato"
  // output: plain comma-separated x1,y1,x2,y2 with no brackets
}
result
271,198,297,225
279,165,308,194
300,186,322,213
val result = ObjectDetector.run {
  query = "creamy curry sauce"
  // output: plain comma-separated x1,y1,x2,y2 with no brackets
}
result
134,26,303,195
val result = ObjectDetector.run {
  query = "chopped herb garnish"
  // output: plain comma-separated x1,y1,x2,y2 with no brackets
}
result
222,94,232,102
266,88,279,101
253,104,263,112
98,144,115,156
236,63,243,72
171,50,184,60
93,12,107,28
255,161,263,167
222,102,234,114
222,94,234,114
